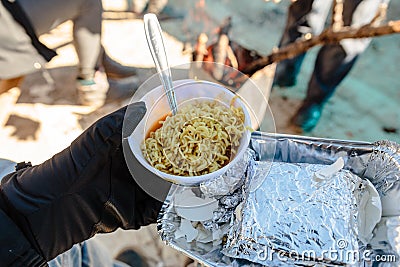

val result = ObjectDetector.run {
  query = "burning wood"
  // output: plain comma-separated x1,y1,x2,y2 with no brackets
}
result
193,33,209,62
193,16,264,85
209,17,235,80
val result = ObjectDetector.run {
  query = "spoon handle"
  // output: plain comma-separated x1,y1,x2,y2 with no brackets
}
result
144,13,177,115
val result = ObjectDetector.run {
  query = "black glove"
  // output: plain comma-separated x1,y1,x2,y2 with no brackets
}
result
0,102,170,264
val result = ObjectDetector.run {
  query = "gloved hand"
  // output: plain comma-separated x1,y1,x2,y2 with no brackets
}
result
0,102,170,264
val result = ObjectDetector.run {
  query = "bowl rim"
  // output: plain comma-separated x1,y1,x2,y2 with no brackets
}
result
129,79,252,185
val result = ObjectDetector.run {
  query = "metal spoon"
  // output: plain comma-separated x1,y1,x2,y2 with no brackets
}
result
144,13,178,115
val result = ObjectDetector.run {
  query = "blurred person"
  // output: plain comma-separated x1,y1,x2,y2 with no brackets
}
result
128,0,185,20
48,238,148,267
273,0,389,132
129,0,168,14
0,0,140,107
0,102,171,266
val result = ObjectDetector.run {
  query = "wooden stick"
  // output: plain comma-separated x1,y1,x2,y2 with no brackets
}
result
370,2,389,26
243,20,400,74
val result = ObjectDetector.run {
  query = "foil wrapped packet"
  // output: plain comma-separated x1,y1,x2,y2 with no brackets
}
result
223,160,381,265
157,134,400,267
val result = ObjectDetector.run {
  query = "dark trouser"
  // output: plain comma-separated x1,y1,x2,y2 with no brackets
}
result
305,44,358,105
276,0,382,105
48,238,130,267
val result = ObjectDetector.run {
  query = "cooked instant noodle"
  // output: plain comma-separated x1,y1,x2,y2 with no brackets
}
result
142,100,245,176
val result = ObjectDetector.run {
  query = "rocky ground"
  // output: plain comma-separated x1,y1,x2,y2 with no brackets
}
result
0,0,399,266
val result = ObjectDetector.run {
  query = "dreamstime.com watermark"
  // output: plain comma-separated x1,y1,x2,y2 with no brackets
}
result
252,239,398,264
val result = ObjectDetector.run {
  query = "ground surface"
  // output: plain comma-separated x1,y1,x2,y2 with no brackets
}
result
0,0,399,266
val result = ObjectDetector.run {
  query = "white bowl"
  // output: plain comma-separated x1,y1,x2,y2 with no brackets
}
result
128,79,252,185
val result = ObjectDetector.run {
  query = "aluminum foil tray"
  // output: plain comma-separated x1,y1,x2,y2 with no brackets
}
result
157,132,400,266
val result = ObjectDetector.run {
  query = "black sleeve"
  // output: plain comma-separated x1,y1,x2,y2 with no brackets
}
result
0,194,47,267
0,103,169,263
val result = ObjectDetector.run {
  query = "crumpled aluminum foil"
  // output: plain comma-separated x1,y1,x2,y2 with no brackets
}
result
364,140,400,217
367,215,400,266
157,133,400,267
223,161,365,265
200,148,255,197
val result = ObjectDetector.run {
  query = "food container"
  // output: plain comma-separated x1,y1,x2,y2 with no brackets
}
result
128,79,252,186
157,132,400,266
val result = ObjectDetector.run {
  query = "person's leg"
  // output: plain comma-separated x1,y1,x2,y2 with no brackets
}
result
18,0,84,35
19,0,102,81
19,0,139,106
72,0,108,106
81,238,136,267
47,244,82,267
63,0,139,105
47,238,132,267
292,0,382,131
274,0,332,87
291,44,358,131
18,0,106,106
114,249,148,267
72,0,102,81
